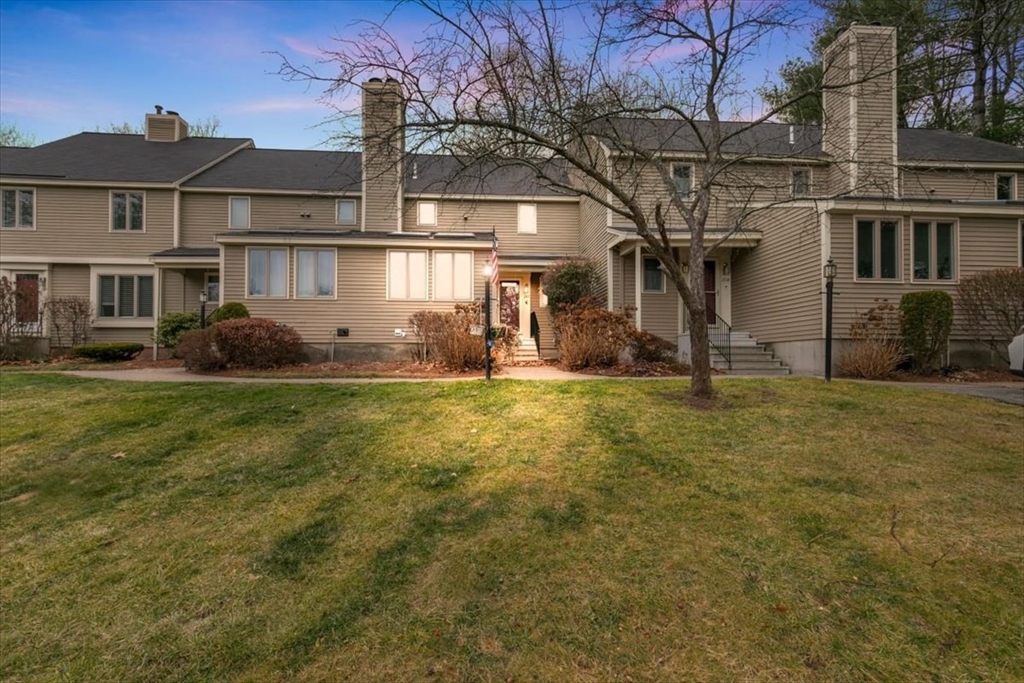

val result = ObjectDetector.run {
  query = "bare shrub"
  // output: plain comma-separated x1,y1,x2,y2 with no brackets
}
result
0,277,34,360
44,296,92,351
557,301,633,370
628,327,677,363
956,267,1024,365
178,329,225,372
409,303,491,371
837,301,906,380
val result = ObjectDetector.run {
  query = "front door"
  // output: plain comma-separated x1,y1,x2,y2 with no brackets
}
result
14,273,41,330
704,261,717,325
500,280,520,332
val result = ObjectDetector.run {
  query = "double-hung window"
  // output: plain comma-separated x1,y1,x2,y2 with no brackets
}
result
792,168,811,197
296,249,336,298
996,174,1016,200
1,188,34,229
912,220,956,281
387,250,427,300
98,274,154,318
517,203,537,234
247,248,288,297
671,164,692,197
855,218,900,280
111,191,144,231
433,251,473,301
643,257,665,293
230,196,250,229
336,199,356,225
417,201,437,227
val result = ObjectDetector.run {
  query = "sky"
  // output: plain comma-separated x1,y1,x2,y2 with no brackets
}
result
0,0,823,150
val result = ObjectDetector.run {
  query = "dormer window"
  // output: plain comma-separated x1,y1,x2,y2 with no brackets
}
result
671,164,692,196
996,174,1016,200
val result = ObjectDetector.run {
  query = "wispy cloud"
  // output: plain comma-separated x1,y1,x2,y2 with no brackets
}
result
228,97,323,114
0,95,74,118
281,36,328,59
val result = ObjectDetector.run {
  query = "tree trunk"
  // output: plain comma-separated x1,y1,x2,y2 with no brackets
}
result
687,249,713,398
971,0,988,137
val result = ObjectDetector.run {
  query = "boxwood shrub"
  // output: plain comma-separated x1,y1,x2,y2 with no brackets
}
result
72,343,144,362
210,302,250,323
900,291,954,373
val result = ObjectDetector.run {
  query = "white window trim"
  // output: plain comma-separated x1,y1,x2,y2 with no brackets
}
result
995,172,1018,200
670,163,694,198
853,216,904,283
109,190,146,233
791,167,812,197
0,186,36,231
910,217,959,283
89,265,156,327
517,203,538,235
432,250,475,301
417,201,437,227
204,271,222,305
642,256,666,293
386,249,429,301
294,247,338,299
335,198,357,226
245,246,290,299
229,195,251,230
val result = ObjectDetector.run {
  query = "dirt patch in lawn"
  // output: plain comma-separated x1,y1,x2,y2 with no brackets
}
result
1,358,184,371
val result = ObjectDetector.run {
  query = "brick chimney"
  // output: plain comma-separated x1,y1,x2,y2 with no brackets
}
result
361,78,405,232
822,24,898,196
145,106,190,142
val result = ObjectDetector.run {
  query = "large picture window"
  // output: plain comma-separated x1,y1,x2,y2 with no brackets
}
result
912,221,956,281
111,191,144,231
855,218,900,280
247,248,288,297
296,249,336,298
97,274,153,318
387,250,427,300
433,251,473,301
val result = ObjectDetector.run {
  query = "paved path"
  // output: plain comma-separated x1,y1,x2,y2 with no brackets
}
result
56,368,1024,405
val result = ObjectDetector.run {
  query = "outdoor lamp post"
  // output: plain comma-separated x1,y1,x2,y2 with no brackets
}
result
482,264,493,380
824,258,837,382
199,291,208,330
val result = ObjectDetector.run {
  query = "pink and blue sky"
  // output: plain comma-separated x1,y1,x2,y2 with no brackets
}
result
0,0,821,150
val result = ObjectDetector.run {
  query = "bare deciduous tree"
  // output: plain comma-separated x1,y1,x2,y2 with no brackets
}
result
279,0,879,397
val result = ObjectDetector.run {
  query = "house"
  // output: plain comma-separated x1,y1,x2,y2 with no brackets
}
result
1,24,1021,372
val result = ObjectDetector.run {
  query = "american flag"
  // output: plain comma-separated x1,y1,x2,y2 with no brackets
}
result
489,233,499,287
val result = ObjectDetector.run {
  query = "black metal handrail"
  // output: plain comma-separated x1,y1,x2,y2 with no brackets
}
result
708,312,731,370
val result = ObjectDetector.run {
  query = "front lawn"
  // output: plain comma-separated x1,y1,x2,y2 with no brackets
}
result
1,374,1021,682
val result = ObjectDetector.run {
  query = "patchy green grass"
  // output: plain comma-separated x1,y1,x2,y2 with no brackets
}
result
1,373,1021,682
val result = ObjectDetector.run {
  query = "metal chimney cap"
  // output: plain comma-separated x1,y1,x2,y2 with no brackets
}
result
155,105,164,114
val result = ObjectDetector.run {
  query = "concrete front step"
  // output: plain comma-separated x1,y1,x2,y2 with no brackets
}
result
708,330,791,375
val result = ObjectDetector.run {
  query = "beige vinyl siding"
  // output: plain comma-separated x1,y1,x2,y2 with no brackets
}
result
829,212,1020,340
400,199,578,256
852,29,897,195
0,186,173,259
180,193,361,247
529,273,556,357
623,255,635,315
160,269,208,314
49,263,152,344
731,207,821,342
362,85,403,232
640,280,678,341
901,169,1021,200
822,34,853,194
570,160,613,302
222,244,491,344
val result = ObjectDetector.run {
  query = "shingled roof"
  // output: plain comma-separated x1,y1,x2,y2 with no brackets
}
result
0,133,252,183
597,118,1023,164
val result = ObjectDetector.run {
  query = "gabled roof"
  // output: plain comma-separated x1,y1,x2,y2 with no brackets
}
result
598,118,1023,164
406,154,571,197
184,148,361,192
0,133,252,183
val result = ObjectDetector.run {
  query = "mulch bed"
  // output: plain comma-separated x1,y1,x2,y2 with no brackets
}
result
890,368,1023,384
217,361,491,379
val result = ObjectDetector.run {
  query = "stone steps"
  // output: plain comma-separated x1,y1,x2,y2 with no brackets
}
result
710,331,791,375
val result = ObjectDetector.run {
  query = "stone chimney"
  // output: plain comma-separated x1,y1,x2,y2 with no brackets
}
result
822,24,898,196
361,78,405,232
145,106,190,142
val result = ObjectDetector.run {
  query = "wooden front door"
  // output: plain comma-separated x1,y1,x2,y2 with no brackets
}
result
500,280,520,332
704,261,716,324
14,273,40,326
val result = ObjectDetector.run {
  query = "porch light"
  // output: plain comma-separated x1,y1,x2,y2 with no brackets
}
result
483,264,493,277
824,258,837,281
823,258,837,382
199,291,208,330
199,292,208,304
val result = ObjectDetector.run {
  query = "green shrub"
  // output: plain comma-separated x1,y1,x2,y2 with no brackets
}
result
900,291,954,373
155,312,200,354
178,329,224,372
210,302,250,323
213,318,303,369
540,259,599,317
72,343,144,362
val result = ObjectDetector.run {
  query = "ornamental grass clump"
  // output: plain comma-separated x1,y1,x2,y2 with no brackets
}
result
837,300,906,380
